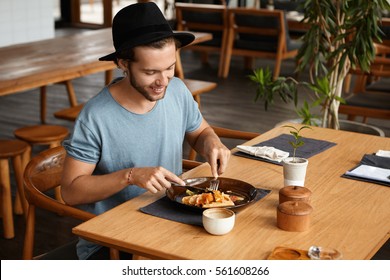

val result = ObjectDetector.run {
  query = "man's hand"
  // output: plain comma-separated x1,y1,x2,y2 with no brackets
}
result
130,166,185,193
205,139,231,178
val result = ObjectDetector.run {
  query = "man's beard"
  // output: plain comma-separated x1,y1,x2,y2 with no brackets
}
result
129,71,167,102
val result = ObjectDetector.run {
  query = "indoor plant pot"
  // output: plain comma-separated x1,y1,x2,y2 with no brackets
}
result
281,125,311,187
282,157,308,186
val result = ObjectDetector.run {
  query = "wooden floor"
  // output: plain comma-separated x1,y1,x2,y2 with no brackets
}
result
0,27,389,260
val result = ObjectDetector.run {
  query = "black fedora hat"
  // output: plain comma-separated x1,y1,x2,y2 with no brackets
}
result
99,2,195,61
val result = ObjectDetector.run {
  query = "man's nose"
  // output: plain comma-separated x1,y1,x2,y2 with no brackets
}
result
156,72,172,86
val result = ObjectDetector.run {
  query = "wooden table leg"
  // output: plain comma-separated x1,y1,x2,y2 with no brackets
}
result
105,69,113,85
175,50,184,80
13,154,28,219
40,86,47,124
0,159,14,239
63,80,78,107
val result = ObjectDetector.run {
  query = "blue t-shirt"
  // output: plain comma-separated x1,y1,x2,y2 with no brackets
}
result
63,77,202,259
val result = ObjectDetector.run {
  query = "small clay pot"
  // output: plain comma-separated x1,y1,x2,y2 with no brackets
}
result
279,186,312,204
277,201,313,232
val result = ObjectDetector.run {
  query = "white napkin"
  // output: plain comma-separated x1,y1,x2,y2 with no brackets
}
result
376,150,390,158
236,145,289,162
345,165,390,184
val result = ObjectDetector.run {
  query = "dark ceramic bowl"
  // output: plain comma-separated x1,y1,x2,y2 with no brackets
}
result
166,177,257,213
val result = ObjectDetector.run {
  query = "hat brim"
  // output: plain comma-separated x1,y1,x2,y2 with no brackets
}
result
99,31,195,61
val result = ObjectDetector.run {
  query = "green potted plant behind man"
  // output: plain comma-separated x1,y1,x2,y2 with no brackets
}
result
249,0,390,130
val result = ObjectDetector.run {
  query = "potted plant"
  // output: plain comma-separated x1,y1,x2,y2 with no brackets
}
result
249,0,390,130
282,125,311,187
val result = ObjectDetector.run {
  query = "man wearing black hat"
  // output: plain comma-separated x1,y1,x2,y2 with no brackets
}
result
60,2,230,259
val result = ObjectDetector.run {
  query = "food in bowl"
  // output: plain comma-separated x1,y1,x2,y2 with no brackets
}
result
166,177,258,212
182,190,243,208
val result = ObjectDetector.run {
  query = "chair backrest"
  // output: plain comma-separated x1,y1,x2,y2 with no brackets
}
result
228,8,288,53
23,146,94,220
221,7,299,79
339,50,390,123
272,0,304,12
379,18,390,46
23,146,95,259
23,146,199,259
175,2,228,49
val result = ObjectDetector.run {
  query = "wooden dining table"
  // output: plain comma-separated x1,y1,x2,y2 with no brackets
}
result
73,125,390,260
0,28,212,122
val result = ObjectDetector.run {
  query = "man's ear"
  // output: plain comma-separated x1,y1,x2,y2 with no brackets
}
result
117,59,128,71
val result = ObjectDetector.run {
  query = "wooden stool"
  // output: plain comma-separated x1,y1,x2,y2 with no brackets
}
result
0,139,30,239
183,79,217,109
14,125,69,203
54,104,84,122
14,125,69,148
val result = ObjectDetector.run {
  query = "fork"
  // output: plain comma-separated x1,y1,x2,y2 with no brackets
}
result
208,160,221,191
207,178,220,191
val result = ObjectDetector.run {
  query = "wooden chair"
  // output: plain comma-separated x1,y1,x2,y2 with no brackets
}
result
0,140,29,239
272,0,306,39
379,17,390,47
22,146,121,260
175,2,228,77
346,21,390,92
22,145,201,259
338,92,390,122
221,7,301,79
339,44,390,123
339,71,390,122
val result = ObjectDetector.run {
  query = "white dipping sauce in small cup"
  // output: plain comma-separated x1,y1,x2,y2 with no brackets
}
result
202,208,235,235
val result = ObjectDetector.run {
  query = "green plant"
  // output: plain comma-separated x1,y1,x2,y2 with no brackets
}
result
283,125,312,162
250,0,390,129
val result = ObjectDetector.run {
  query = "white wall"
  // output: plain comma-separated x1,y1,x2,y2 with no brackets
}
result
0,0,55,47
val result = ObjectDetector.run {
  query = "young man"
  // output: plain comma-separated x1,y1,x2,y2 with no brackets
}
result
60,2,230,259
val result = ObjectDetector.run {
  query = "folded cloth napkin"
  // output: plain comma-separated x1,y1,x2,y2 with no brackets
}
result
234,134,337,165
376,150,390,158
342,154,390,187
236,145,289,163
